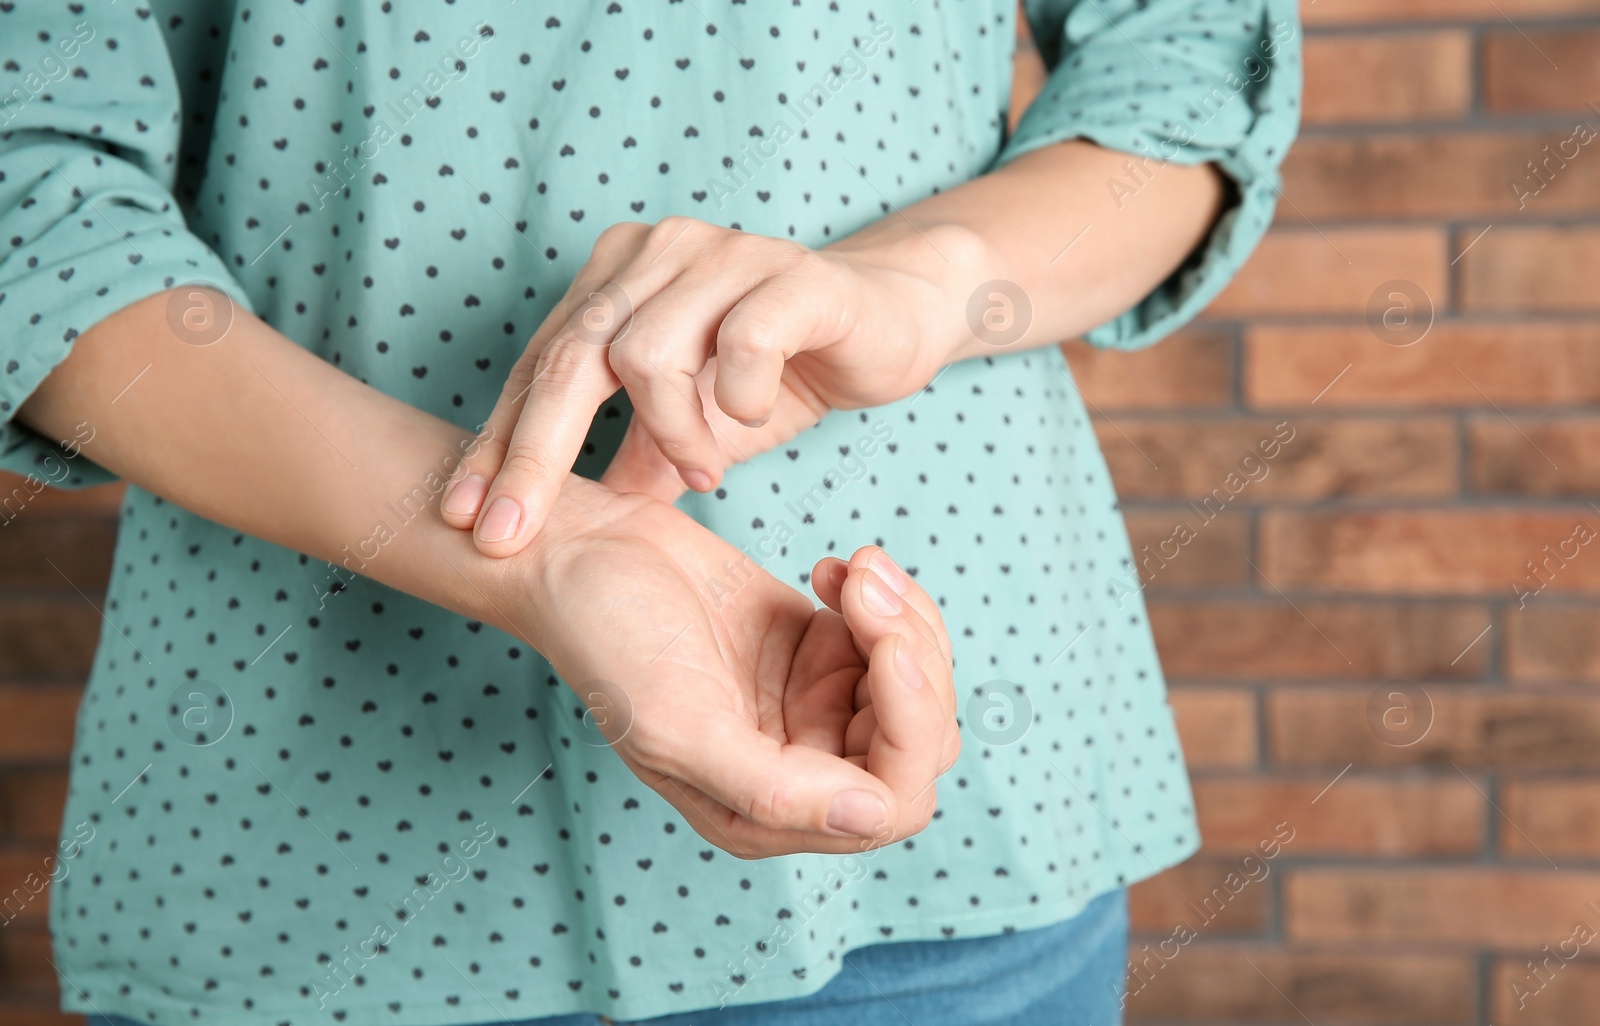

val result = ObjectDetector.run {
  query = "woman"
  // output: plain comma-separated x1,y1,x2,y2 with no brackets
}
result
0,1,1299,1023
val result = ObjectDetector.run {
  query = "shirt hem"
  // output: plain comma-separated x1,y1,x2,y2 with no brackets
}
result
58,835,1198,1026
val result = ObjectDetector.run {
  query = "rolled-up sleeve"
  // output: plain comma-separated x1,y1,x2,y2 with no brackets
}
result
0,3,252,487
1000,0,1302,350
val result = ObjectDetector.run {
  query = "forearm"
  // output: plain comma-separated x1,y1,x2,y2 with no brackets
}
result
831,140,1227,363
15,289,584,645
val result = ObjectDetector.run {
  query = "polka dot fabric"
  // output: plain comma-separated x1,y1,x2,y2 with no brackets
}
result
0,2,1300,1024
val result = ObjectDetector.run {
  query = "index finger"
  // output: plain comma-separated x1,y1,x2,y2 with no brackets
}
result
468,318,623,556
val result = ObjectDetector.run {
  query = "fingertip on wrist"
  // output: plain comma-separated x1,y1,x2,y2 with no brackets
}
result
441,473,489,520
475,494,524,545
473,494,558,564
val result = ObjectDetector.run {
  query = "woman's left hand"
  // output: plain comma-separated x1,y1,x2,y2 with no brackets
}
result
440,216,988,556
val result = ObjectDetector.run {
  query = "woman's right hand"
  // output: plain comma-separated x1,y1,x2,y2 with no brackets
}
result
502,477,960,858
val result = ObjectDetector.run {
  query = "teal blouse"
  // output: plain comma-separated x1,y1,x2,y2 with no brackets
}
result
0,1,1300,1023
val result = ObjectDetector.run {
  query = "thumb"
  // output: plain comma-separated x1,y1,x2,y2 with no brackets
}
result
601,416,687,505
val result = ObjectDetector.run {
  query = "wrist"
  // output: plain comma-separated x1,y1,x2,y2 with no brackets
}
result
829,220,1012,368
465,473,627,655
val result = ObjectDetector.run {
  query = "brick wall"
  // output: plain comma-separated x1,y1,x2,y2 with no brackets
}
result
2,2,1598,1023
0,482,118,1025
1076,2,1600,1023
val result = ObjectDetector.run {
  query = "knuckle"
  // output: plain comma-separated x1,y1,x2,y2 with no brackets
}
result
530,338,594,390
607,340,665,383
496,355,542,404
719,316,782,356
743,775,797,830
567,284,634,345
498,444,559,482
594,220,647,255
779,243,824,277
724,272,826,342
647,215,708,257
650,215,700,241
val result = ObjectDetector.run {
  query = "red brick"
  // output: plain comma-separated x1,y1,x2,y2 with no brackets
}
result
1501,779,1600,859
0,773,66,846
1170,688,1258,770
1268,689,1600,769
1062,327,1233,410
1459,227,1600,313
0,849,56,929
1508,607,1600,683
1286,868,1600,947
1193,777,1483,856
1122,946,1475,1024
0,930,53,998
1124,510,1247,588
1303,32,1471,124
0,689,81,763
1491,960,1600,1024
1470,417,1600,496
1302,0,1600,23
1246,323,1600,408
1204,227,1447,317
0,605,100,681
0,473,122,517
1281,132,1600,220
1100,418,1456,500
0,518,115,592
0,1006,79,1026
1153,601,1490,681
1483,29,1600,113
1260,509,1600,595
1130,860,1269,936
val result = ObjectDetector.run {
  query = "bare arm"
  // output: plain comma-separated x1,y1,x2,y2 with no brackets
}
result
830,138,1228,363
17,289,543,636
889,0,1230,361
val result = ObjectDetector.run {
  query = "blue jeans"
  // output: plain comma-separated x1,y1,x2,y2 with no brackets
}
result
90,887,1126,1025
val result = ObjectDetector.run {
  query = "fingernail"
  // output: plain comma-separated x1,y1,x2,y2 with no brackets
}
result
737,416,767,429
862,571,901,617
895,636,926,691
868,551,909,595
442,474,489,518
477,496,522,543
679,468,714,492
827,789,888,839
